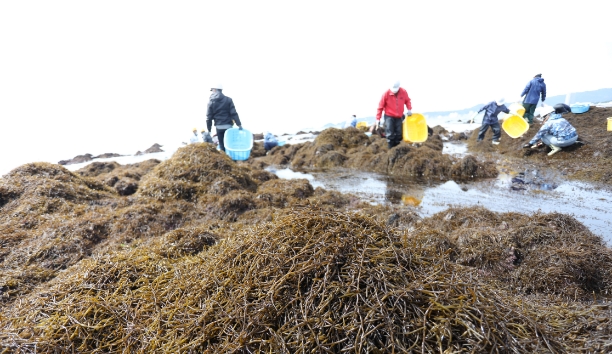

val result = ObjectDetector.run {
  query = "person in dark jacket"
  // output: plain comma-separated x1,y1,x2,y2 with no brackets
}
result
201,129,213,143
520,74,547,124
206,83,242,152
476,98,510,145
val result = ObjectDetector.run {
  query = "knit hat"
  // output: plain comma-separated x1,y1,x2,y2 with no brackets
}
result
534,73,542,78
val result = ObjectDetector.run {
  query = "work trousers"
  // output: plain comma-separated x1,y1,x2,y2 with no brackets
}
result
217,129,228,152
477,122,501,141
522,103,537,124
384,115,403,148
541,134,578,148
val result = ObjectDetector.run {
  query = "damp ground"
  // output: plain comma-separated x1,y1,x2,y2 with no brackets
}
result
267,164,612,243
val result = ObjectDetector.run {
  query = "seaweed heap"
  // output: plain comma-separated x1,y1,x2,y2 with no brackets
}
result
4,209,611,353
263,127,498,180
0,144,366,306
415,206,612,301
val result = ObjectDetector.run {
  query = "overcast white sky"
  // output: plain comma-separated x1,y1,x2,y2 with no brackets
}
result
1,0,611,175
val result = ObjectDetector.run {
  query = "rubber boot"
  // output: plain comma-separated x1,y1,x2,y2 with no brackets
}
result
547,145,562,156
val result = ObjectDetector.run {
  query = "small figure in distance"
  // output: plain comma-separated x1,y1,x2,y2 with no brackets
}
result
264,131,278,152
523,103,578,156
521,73,547,124
183,127,201,145
350,115,357,128
201,129,213,143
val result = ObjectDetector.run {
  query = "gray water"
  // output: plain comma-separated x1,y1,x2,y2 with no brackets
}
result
267,165,612,244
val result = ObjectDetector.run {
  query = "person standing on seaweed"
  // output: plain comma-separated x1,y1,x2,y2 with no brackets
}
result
520,73,547,124
376,80,412,149
206,83,243,152
476,98,510,145
523,103,578,156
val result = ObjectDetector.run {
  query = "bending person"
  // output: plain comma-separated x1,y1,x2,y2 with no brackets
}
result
476,98,510,145
524,103,577,156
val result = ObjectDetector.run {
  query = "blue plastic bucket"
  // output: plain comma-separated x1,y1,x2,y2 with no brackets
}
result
277,141,286,146
570,103,590,114
224,128,253,161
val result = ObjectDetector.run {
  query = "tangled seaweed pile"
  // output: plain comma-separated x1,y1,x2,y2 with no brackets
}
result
261,127,498,180
1,209,611,352
0,144,368,306
468,106,612,183
2,135,612,352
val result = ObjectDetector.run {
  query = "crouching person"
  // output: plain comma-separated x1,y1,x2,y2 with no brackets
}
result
264,131,278,151
524,103,578,156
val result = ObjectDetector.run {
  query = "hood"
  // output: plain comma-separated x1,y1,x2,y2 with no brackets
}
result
549,113,563,120
535,77,545,84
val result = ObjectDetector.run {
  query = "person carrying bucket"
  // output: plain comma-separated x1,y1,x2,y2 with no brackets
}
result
376,80,412,149
264,131,278,152
206,83,243,152
523,103,578,156
520,73,547,124
476,98,511,145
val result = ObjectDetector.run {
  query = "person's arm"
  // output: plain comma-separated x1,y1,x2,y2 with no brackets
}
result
502,105,510,114
376,93,386,122
521,82,531,98
541,82,547,102
529,122,551,145
404,90,412,111
206,101,213,132
229,99,242,127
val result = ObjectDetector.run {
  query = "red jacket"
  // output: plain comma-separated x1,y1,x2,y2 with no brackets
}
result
376,88,412,120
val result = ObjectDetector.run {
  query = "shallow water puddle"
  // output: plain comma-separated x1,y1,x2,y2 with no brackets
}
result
268,167,612,244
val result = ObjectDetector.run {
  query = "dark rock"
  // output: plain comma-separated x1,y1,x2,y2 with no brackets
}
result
58,154,93,165
253,133,264,140
93,153,123,159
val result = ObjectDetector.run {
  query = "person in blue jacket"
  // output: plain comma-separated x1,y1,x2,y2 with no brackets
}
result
350,115,357,128
264,131,278,151
476,98,510,145
524,103,578,156
520,73,547,124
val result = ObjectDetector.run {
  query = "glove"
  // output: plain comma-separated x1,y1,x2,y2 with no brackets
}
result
238,125,243,130
405,110,412,117
376,120,381,128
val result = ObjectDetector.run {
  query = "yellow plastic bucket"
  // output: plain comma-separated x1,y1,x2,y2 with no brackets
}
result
608,117,612,131
402,113,428,143
356,121,368,129
401,195,422,207
508,103,526,117
502,114,529,138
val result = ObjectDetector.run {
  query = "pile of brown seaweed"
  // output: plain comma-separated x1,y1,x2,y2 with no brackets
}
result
2,137,612,353
1,208,611,352
261,127,498,180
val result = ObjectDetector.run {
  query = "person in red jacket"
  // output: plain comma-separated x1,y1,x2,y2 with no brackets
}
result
376,80,412,148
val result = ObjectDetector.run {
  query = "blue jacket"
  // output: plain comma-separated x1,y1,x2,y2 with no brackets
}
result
478,101,510,125
264,132,277,143
521,77,546,104
529,113,578,145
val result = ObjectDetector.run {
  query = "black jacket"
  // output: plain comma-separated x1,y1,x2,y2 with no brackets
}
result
206,92,241,131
